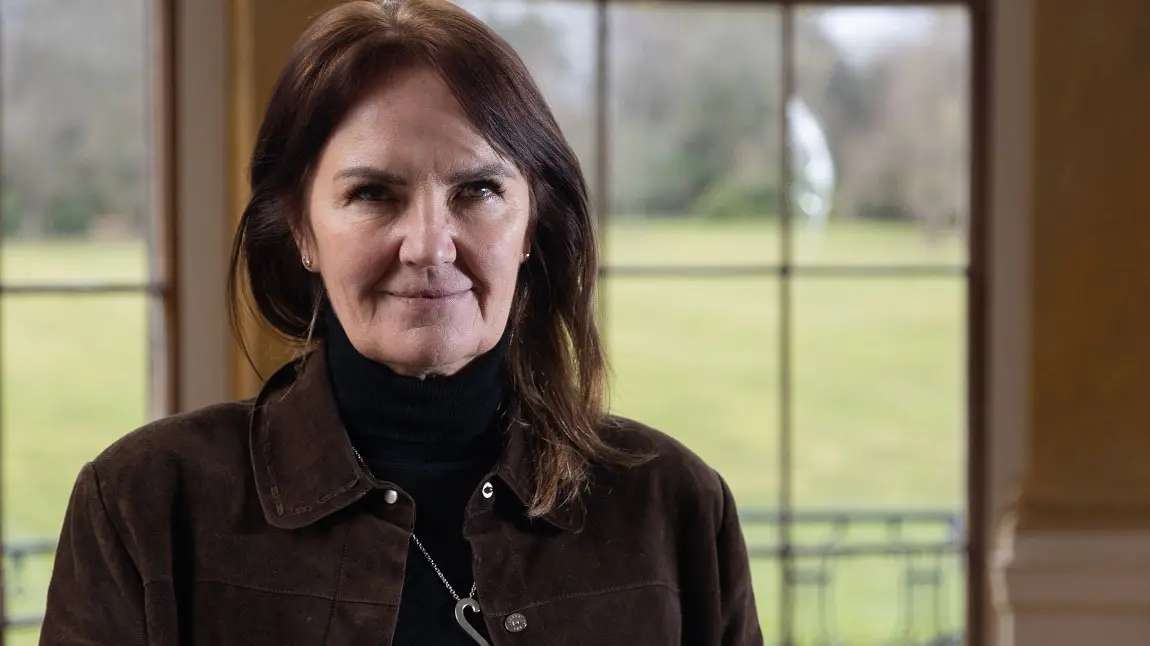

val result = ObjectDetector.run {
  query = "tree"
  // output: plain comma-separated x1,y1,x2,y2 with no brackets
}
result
2,0,148,238
795,8,969,239
609,5,786,218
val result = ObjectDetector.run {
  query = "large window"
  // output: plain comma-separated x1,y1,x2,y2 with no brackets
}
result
463,1,979,643
0,1,982,644
0,1,170,643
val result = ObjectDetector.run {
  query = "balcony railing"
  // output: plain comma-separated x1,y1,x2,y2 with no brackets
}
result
4,537,56,630
3,508,964,644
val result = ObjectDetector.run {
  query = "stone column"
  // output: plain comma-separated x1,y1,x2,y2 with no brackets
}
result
992,0,1150,643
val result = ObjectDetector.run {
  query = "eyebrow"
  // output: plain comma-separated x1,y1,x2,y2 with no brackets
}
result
332,162,515,186
446,162,516,185
333,166,407,185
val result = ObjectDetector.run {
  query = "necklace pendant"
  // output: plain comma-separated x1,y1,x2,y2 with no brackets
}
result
454,597,490,646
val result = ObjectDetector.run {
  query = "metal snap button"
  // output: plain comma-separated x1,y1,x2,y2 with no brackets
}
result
481,481,494,499
383,489,399,504
504,612,527,633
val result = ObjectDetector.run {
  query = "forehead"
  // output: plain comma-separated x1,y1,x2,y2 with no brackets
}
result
324,66,502,167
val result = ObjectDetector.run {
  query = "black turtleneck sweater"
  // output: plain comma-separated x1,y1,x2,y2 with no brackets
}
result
324,308,506,644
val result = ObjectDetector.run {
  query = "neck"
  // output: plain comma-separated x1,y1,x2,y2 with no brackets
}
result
323,307,510,464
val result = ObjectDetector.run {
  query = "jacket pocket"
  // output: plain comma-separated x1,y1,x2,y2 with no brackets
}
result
189,580,333,646
485,582,681,646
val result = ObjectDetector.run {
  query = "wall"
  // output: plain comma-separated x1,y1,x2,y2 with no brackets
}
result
991,0,1150,644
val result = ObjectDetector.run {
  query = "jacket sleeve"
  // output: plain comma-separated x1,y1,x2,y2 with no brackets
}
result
717,475,765,646
40,462,148,645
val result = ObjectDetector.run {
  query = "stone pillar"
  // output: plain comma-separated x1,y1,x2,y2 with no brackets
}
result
992,0,1150,643
228,0,342,398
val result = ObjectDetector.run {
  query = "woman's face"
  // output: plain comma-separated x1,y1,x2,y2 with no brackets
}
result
303,66,532,378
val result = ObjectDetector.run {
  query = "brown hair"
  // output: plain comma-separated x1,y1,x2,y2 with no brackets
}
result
228,0,646,516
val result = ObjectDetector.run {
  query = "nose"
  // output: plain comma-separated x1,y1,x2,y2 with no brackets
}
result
397,189,456,267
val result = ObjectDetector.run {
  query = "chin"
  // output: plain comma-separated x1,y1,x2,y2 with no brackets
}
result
375,333,474,376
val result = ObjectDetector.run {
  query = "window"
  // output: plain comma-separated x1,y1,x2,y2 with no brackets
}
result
0,0,172,642
464,1,982,643
0,1,984,643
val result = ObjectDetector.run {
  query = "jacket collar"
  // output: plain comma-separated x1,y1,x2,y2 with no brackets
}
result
250,350,584,533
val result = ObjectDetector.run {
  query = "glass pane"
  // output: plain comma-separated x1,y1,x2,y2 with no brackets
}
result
603,277,780,626
792,6,969,267
454,0,597,196
790,546,965,645
2,293,150,642
607,4,782,268
1,0,152,286
791,278,965,643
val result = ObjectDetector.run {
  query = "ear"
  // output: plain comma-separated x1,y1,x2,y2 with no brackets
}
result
521,211,536,263
293,226,319,273
521,183,538,263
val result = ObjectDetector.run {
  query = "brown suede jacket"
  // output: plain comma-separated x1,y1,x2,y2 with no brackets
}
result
40,351,764,645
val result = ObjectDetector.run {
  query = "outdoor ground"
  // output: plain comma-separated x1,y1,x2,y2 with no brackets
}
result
1,218,966,645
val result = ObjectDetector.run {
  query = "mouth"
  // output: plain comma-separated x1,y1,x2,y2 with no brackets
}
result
386,288,470,302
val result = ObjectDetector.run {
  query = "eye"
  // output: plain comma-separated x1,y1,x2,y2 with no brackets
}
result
344,182,390,204
456,180,504,201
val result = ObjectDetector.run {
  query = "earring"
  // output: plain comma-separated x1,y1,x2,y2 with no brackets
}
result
522,252,531,262
302,254,313,269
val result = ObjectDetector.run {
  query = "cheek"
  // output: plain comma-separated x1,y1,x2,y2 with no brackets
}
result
461,235,514,303
315,227,393,293
477,217,530,292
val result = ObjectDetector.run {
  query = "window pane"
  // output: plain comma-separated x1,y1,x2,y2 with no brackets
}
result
2,293,150,642
607,4,782,268
603,277,780,623
454,0,598,197
1,0,152,285
791,278,965,643
789,541,965,644
792,6,969,267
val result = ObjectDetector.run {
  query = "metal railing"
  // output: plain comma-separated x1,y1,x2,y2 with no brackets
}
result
4,537,57,630
3,509,965,644
742,508,965,646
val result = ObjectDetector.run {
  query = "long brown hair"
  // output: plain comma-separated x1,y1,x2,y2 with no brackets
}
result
228,0,646,517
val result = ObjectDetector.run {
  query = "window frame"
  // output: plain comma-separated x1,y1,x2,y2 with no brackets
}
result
587,0,989,643
0,0,182,635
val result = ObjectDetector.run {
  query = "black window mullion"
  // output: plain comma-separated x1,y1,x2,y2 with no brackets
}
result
778,4,797,645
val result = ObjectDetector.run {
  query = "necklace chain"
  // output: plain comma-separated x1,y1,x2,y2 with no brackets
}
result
350,446,478,602
411,533,478,601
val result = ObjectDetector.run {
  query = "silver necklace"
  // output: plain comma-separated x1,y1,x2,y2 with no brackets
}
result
351,446,490,646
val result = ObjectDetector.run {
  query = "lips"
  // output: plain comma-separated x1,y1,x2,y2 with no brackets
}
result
388,288,468,299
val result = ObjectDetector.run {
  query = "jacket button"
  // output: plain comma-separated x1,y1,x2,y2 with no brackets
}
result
481,481,494,499
504,612,527,632
383,489,399,504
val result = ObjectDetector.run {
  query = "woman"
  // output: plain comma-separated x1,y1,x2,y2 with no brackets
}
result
41,1,762,644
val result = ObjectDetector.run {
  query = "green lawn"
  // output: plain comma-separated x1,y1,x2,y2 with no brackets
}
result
2,219,967,645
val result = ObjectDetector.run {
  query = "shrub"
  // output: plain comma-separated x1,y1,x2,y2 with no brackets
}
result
46,186,102,237
694,179,779,221
2,190,20,237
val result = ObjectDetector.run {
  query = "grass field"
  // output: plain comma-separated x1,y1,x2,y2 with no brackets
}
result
1,219,967,645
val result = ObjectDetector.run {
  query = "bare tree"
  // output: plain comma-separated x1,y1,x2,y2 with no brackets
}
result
2,0,147,238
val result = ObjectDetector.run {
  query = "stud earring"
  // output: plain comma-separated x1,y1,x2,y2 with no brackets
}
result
522,252,531,262
302,254,313,269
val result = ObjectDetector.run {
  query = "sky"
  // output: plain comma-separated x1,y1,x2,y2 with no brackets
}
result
457,2,950,74
816,7,939,63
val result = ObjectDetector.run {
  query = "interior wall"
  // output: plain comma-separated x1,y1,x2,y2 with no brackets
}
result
229,0,345,398
1015,0,1150,532
992,0,1150,643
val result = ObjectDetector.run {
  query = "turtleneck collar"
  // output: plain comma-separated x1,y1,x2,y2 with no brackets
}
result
323,306,510,465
